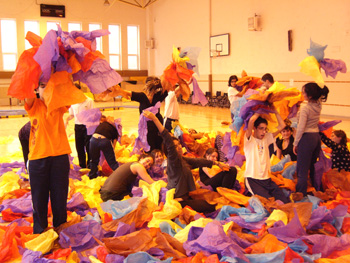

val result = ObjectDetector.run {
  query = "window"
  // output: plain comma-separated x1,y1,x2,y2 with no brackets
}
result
127,25,139,70
47,21,60,32
1,19,17,71
68,22,81,32
89,23,102,52
108,24,120,70
24,20,39,50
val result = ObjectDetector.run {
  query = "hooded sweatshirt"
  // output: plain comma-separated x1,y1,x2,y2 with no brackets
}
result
294,101,322,146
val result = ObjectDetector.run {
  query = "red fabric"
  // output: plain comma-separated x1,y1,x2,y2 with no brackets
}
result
1,208,26,222
284,247,304,262
96,246,108,262
46,247,72,259
0,223,21,262
25,31,43,47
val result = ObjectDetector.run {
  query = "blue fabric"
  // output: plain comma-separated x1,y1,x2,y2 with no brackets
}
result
123,252,172,263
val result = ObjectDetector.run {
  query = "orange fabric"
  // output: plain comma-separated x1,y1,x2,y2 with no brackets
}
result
341,217,350,234
46,247,72,259
1,208,26,222
7,47,41,100
0,223,21,262
25,31,43,47
80,51,105,72
245,234,286,254
25,98,71,160
284,247,304,262
216,187,251,206
75,36,92,51
67,52,82,74
43,71,87,115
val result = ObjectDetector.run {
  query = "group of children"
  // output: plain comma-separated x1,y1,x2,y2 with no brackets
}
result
20,70,350,234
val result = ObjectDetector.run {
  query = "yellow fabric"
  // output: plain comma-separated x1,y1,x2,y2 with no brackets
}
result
88,256,103,263
24,229,58,254
66,251,80,263
223,221,234,234
0,136,14,145
140,179,167,205
299,56,324,88
148,188,183,230
315,255,350,263
265,209,288,228
72,175,106,217
172,46,189,68
216,187,251,206
174,217,213,243
0,172,20,197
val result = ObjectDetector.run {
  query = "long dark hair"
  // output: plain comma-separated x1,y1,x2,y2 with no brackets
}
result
333,130,348,146
228,75,238,87
303,82,329,102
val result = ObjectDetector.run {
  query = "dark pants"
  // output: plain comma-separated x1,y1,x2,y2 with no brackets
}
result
147,121,163,152
164,118,177,132
296,132,321,195
75,124,91,168
88,137,119,179
203,167,237,191
180,198,216,214
99,189,132,202
28,154,70,234
19,138,29,170
245,177,290,203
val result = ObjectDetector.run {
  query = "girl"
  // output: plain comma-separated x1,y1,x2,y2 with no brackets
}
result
276,125,297,161
105,77,168,152
199,148,237,191
293,82,329,196
320,130,350,172
100,154,154,201
149,149,166,179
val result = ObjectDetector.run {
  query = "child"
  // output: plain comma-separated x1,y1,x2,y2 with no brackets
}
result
25,83,71,234
320,130,350,172
199,147,237,191
244,111,290,203
293,82,329,196
276,125,297,161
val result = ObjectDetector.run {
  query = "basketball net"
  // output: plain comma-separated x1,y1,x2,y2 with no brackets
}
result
210,49,221,58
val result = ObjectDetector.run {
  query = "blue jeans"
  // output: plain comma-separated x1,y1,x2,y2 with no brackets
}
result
88,137,119,179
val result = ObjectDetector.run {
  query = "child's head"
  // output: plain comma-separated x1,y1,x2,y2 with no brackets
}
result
331,130,348,145
163,137,182,157
204,148,219,161
281,125,293,140
36,82,47,100
151,149,164,166
138,153,154,170
253,117,268,139
228,75,238,87
302,82,329,102
261,73,274,89
100,115,107,123
144,76,162,95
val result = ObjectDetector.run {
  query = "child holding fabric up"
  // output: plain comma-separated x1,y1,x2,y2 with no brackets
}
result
293,82,329,198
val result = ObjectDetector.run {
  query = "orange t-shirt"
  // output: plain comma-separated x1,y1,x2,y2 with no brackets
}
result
25,99,71,160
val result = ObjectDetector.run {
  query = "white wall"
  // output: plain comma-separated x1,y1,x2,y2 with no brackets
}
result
148,0,350,117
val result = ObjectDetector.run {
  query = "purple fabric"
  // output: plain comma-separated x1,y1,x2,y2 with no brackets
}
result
183,221,249,261
67,192,90,213
268,209,307,243
76,108,102,135
69,29,110,53
320,58,347,79
159,187,167,204
302,234,350,258
306,206,333,230
73,59,123,94
187,226,204,241
228,230,252,249
318,120,342,131
114,222,136,237
59,220,104,251
0,161,24,169
33,30,59,83
0,192,33,216
146,247,165,259
240,100,274,130
106,254,125,263
229,216,266,231
21,250,43,263
180,47,201,76
191,77,208,106
133,102,161,153
287,104,299,119
115,118,123,142
314,150,332,191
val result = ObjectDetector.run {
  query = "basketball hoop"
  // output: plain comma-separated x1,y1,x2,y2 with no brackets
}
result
210,49,221,58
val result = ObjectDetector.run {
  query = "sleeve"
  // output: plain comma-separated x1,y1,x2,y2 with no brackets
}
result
183,156,214,169
320,132,337,150
68,105,74,115
160,129,181,164
294,105,308,146
24,99,38,116
154,90,168,102
131,91,144,103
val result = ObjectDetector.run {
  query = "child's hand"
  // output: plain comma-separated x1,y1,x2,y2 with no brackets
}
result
143,110,156,120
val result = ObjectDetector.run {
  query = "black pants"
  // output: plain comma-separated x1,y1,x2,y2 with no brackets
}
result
296,132,321,195
28,154,70,234
89,137,119,179
75,124,91,168
203,167,237,191
19,138,29,170
245,177,290,203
